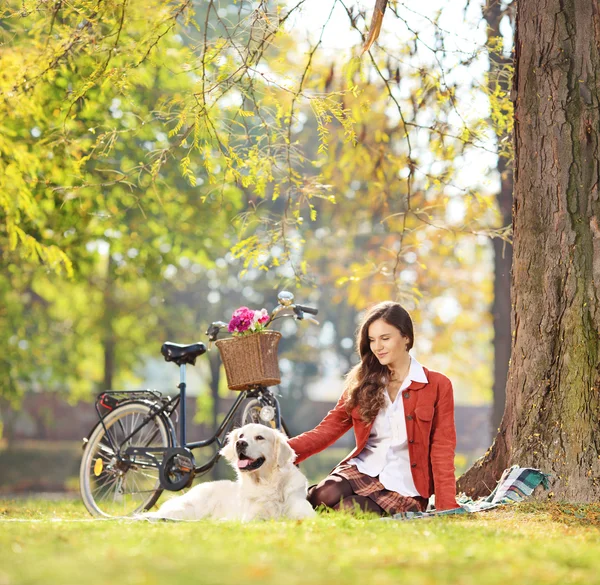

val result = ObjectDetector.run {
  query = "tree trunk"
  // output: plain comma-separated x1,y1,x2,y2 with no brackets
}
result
458,0,600,501
103,252,116,391
209,350,222,480
209,351,221,437
484,0,514,438
0,397,18,449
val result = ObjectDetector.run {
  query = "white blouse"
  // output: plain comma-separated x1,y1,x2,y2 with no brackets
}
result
346,356,428,497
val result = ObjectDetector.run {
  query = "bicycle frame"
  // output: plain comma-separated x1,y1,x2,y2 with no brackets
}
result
95,362,282,476
81,291,317,515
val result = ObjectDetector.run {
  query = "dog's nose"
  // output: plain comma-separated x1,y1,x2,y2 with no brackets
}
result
235,439,248,454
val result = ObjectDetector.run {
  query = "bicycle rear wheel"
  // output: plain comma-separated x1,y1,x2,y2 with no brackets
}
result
80,402,170,518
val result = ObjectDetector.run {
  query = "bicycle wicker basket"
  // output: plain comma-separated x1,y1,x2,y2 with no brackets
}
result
215,330,282,391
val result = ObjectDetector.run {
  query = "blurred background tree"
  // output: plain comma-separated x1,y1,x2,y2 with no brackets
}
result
0,0,514,489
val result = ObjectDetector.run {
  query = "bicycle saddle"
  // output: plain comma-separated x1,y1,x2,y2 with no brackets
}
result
161,341,207,366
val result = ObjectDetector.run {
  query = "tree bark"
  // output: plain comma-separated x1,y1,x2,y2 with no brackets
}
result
458,0,600,501
209,350,221,437
102,251,116,391
484,0,514,438
209,350,222,480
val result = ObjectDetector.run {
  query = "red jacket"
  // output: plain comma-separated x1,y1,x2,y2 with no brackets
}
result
288,368,460,511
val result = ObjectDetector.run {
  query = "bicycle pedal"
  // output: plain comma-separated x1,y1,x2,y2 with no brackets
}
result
174,454,193,472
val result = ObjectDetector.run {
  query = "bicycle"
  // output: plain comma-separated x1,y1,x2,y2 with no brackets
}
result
79,290,319,518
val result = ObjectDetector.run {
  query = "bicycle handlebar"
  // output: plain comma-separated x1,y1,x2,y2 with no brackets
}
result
295,304,318,316
206,291,318,344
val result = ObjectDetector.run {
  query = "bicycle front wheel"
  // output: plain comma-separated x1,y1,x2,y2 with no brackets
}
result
79,402,170,518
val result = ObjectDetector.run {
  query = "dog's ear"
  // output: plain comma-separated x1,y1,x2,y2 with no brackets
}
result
220,428,240,462
275,430,296,468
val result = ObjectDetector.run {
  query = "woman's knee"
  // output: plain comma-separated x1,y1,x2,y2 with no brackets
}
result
308,476,351,509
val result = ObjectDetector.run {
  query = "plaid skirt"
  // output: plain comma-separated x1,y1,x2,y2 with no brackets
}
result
330,463,429,515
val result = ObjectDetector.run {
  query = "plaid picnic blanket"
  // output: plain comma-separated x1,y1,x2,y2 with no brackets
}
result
383,466,550,521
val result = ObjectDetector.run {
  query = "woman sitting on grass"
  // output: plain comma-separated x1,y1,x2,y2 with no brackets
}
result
288,301,461,516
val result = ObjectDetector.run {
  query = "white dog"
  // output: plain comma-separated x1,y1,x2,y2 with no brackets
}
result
142,424,316,522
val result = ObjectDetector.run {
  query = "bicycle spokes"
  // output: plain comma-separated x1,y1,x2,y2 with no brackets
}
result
81,403,169,517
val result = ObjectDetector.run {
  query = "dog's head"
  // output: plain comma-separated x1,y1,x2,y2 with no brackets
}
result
220,424,295,477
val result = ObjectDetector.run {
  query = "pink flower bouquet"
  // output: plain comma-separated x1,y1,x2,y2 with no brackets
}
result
227,306,271,337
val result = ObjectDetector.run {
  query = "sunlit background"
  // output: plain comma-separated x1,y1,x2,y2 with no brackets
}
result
0,0,514,495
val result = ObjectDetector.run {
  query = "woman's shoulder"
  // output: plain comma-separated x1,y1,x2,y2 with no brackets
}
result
422,367,453,388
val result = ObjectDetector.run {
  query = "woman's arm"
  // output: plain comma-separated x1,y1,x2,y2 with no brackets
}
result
288,392,353,464
430,377,461,510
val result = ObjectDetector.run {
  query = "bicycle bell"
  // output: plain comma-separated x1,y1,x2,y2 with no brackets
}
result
277,291,294,306
259,405,276,422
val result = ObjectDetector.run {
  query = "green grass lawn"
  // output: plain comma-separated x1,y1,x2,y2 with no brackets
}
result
1,499,599,585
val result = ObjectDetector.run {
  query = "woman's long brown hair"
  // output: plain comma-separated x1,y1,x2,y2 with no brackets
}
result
343,301,414,423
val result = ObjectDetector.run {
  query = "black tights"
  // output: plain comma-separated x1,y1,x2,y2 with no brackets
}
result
307,475,384,515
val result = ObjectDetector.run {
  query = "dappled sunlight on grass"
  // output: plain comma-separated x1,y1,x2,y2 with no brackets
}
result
0,497,87,520
1,500,599,585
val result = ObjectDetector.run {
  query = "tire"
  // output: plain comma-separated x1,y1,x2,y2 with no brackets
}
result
79,402,170,518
